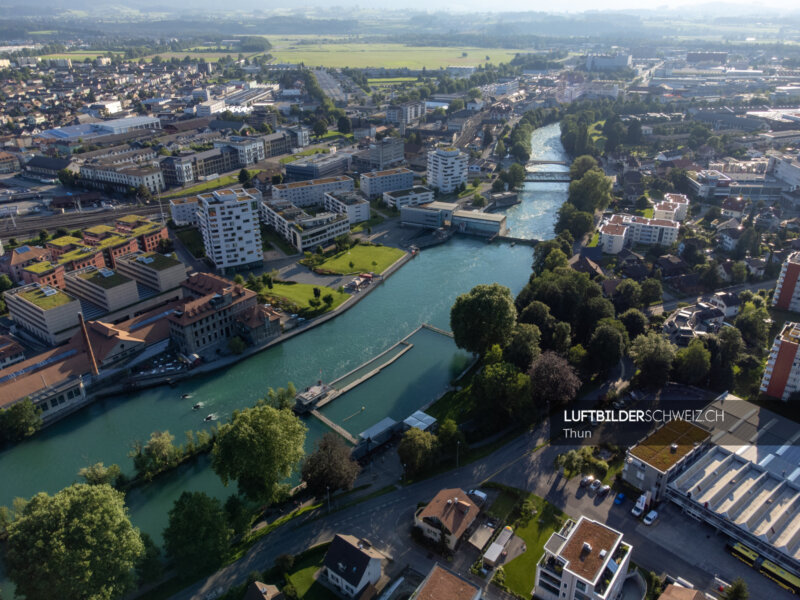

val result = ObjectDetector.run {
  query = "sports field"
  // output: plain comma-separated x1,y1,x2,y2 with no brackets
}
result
269,43,518,69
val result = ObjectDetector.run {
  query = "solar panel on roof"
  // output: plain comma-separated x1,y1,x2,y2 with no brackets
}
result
98,267,115,277
15,245,31,253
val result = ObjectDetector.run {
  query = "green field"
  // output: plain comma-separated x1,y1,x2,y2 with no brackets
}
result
316,245,405,275
270,43,518,69
162,174,246,199
368,77,418,84
265,282,349,311
284,544,337,600
502,495,567,598
40,52,121,61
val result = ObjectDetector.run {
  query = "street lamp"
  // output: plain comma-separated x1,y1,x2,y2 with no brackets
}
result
326,485,331,513
456,441,461,469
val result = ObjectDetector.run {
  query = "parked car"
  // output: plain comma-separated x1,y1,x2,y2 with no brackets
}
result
589,479,602,493
580,475,595,487
643,510,659,525
614,492,625,505
599,485,611,497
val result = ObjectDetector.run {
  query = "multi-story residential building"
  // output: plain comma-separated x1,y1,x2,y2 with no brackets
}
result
535,517,632,600
215,136,265,166
169,197,200,226
114,252,187,293
654,193,690,222
284,125,311,148
0,335,25,370
261,200,351,252
383,186,434,209
351,137,405,172
427,148,468,194
770,151,800,192
761,322,800,401
196,99,226,116
64,266,139,313
272,176,354,208
360,167,414,200
323,191,370,224
0,151,20,174
772,251,800,311
285,153,350,182
598,214,679,255
4,284,81,345
622,419,710,502
168,272,279,356
197,188,263,273
386,101,425,128
160,147,239,188
80,162,165,194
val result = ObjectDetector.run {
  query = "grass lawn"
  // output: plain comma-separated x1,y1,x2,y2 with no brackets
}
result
174,227,205,258
587,232,600,247
502,495,568,598
270,43,518,69
285,544,337,600
265,282,349,311
367,77,419,84
279,148,329,164
486,489,519,522
350,211,386,233
316,244,405,275
161,175,240,199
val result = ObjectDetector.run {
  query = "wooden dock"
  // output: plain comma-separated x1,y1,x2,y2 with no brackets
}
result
310,409,358,445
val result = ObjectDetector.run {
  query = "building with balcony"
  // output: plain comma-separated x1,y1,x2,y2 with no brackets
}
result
426,148,468,194
169,196,200,226
79,163,164,195
196,188,263,273
622,420,710,502
535,517,632,600
360,167,414,200
322,535,384,599
772,251,800,311
271,176,354,208
760,322,800,401
597,214,679,255
383,186,434,209
386,101,425,128
323,191,370,224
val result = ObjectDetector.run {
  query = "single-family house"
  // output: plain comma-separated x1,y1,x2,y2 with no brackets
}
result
322,535,384,599
414,488,478,551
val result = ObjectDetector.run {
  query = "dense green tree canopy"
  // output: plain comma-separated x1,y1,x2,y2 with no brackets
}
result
450,284,517,355
5,484,144,600
630,333,676,387
163,491,231,576
529,351,581,410
301,432,361,497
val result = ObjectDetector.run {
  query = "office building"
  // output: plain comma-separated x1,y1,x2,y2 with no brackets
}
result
761,322,800,401
79,163,165,195
169,197,200,226
401,201,457,229
383,186,434,209
4,284,81,345
535,517,632,600
427,148,468,194
386,101,425,127
197,188,263,273
215,136,265,166
196,99,226,116
64,266,139,313
114,252,188,294
360,167,414,200
351,137,405,171
261,200,350,252
323,191,370,224
272,176,354,208
285,153,350,182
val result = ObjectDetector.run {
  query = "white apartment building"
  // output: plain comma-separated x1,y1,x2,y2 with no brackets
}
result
427,148,468,194
323,191,370,224
260,200,350,252
535,517,632,600
654,193,690,222
597,214,679,255
383,186,435,209
271,175,354,208
197,188,263,273
215,137,266,166
169,197,200,226
80,163,165,195
386,101,425,126
360,167,415,200
770,152,800,192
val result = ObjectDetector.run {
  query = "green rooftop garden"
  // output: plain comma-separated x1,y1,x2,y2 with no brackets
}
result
137,252,181,271
20,287,75,310
84,225,115,236
58,246,100,265
23,261,57,275
78,268,132,289
47,236,82,247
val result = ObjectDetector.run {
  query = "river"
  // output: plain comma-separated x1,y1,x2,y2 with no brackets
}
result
0,122,569,594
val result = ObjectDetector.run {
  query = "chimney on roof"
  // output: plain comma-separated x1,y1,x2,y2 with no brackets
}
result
79,312,99,376
670,443,678,453
582,542,592,554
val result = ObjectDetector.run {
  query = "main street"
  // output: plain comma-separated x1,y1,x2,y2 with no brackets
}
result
172,420,793,600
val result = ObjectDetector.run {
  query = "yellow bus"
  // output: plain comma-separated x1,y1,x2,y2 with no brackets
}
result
759,560,800,595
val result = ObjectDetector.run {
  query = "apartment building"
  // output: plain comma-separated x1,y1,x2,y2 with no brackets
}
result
4,284,81,345
772,251,800,311
197,188,263,273
535,517,632,600
323,191,370,224
21,260,65,289
598,214,679,255
215,136,265,166
271,175,354,208
64,266,139,313
260,199,350,252
322,535,384,599
622,420,710,502
0,151,19,174
80,162,165,194
654,193,690,221
770,151,800,192
114,252,188,293
386,101,425,127
427,148,468,194
351,137,405,171
196,99,226,116
360,167,414,200
285,153,350,182
410,565,480,600
168,272,279,356
760,322,800,401
169,197,200,226
383,186,434,209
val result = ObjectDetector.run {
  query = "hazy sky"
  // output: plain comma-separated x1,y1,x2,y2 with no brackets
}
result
383,0,800,12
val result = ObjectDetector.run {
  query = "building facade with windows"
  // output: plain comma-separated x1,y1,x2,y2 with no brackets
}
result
760,321,800,401
360,167,415,200
426,148,468,194
197,188,263,273
271,176,354,207
383,186,434,209
323,191,370,224
772,251,800,312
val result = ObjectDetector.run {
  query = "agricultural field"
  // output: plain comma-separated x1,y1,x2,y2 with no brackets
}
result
268,43,519,69
40,52,121,61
